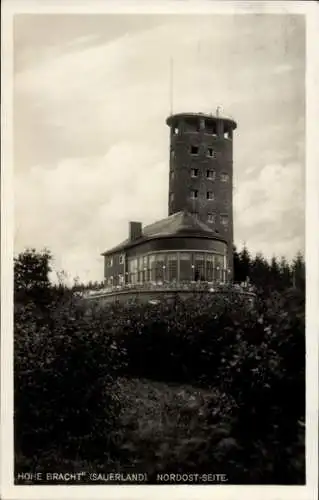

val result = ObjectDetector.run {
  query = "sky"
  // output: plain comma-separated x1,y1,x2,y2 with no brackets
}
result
13,13,305,284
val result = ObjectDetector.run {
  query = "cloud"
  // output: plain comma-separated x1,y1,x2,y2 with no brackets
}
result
14,144,168,281
13,14,305,281
234,162,304,259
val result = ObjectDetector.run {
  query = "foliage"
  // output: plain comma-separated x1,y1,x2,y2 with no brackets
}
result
14,248,305,484
233,245,305,297
14,251,125,470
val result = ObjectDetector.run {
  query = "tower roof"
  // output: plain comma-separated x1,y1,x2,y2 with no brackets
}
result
101,210,225,256
166,112,237,130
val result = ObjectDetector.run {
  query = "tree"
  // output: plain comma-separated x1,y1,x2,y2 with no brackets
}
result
237,245,251,283
250,252,269,291
279,256,292,290
233,245,241,282
269,256,280,290
14,249,52,306
291,252,305,292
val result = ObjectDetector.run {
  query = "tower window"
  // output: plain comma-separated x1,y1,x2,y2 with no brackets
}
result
207,148,217,158
220,173,230,182
169,193,175,203
220,214,229,226
190,190,198,199
206,191,215,200
170,170,175,181
190,146,199,155
207,213,216,223
173,126,179,135
119,255,124,264
224,198,230,209
206,169,216,180
206,122,217,136
191,168,199,178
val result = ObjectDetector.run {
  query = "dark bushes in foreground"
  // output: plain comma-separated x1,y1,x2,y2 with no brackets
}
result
14,249,305,483
14,300,126,467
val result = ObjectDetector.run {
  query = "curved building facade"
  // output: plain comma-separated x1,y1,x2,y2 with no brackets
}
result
103,212,230,287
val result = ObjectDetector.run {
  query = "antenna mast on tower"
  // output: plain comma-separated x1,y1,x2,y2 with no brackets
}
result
169,57,174,115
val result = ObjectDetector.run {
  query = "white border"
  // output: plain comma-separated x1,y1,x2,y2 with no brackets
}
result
1,1,318,500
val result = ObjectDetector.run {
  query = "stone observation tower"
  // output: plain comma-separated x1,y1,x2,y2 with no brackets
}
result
166,112,237,274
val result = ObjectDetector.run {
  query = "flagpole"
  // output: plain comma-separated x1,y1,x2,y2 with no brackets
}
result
169,57,174,115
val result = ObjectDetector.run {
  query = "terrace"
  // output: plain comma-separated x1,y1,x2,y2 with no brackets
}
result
80,280,256,303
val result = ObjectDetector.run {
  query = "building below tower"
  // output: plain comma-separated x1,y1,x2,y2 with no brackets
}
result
102,211,230,287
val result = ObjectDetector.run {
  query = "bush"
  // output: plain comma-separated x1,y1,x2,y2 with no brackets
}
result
14,297,126,470
14,249,305,483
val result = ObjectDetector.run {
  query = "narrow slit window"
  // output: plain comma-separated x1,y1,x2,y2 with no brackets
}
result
191,168,199,178
207,213,216,223
190,190,198,199
220,214,229,226
190,146,199,155
206,169,216,180
220,173,230,183
207,148,217,158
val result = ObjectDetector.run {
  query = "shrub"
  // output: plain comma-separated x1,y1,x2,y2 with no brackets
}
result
14,249,305,483
14,297,126,470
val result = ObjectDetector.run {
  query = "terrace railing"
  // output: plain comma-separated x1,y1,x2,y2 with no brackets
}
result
79,281,256,299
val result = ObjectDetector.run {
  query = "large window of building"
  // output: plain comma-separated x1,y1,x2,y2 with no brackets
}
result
155,254,165,282
142,256,148,282
128,257,138,284
167,253,178,282
214,254,225,282
179,252,192,282
137,256,143,283
206,254,215,282
194,253,205,281
124,250,228,286
149,255,156,282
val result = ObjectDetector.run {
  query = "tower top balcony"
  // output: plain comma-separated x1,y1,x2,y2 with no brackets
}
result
166,112,237,131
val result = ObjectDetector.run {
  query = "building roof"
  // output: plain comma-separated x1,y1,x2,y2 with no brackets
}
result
166,112,237,130
101,210,225,256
